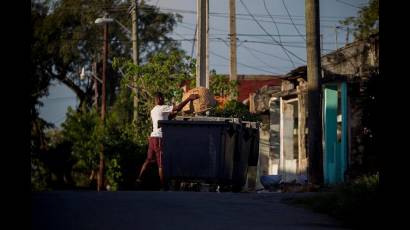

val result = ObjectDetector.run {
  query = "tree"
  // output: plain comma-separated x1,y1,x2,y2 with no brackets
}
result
209,70,238,99
61,106,102,187
340,0,379,40
31,1,54,156
210,100,260,122
31,0,183,109
113,50,195,142
44,50,194,190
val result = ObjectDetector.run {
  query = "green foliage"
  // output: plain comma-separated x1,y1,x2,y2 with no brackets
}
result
209,70,239,98
346,71,378,177
106,158,121,191
31,119,59,191
31,0,189,191
31,0,183,108
210,100,260,122
103,109,147,190
285,173,379,228
113,50,196,142
59,104,144,190
62,106,104,187
31,157,51,191
51,50,197,190
115,50,195,101
340,0,379,40
61,106,101,173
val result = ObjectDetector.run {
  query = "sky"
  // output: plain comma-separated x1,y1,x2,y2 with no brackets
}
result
38,0,369,128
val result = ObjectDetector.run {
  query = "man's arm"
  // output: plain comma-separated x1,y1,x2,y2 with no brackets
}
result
172,94,200,112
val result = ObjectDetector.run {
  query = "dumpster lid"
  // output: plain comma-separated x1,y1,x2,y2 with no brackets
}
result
176,116,241,123
159,120,232,127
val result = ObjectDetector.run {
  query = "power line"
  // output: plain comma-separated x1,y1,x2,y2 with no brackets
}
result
239,0,302,67
177,22,198,31
49,5,343,30
173,32,305,37
56,3,347,19
54,3,348,22
263,0,283,44
240,43,287,73
211,31,286,72
118,5,345,28
210,63,291,69
335,0,362,9
238,45,296,63
238,33,305,37
138,5,347,20
210,50,280,75
42,96,78,101
62,36,337,51
239,40,335,51
281,0,306,42
179,21,228,33
239,0,298,67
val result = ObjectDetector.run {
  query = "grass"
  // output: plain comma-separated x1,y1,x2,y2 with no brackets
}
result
282,173,379,229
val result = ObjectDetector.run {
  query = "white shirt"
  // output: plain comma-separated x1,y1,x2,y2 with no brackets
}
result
150,104,174,137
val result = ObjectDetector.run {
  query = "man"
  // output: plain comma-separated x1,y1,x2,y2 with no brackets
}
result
136,92,200,188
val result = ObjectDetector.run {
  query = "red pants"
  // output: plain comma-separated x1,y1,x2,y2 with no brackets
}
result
146,137,163,167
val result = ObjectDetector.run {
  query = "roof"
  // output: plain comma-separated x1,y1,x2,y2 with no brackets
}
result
322,32,379,59
281,32,379,82
219,74,282,101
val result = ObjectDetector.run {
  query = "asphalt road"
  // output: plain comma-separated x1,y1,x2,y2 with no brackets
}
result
32,191,347,230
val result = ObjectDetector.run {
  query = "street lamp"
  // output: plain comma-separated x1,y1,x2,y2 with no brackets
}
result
95,17,132,41
95,16,110,192
94,12,139,191
95,17,114,24
95,14,139,123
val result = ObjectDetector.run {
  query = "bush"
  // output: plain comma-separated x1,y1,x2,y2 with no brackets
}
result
210,100,261,122
103,115,148,190
31,157,51,191
333,173,379,227
284,173,379,228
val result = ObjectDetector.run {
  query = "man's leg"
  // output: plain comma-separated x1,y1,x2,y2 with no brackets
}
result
155,137,165,188
158,167,164,186
137,160,150,181
137,137,155,182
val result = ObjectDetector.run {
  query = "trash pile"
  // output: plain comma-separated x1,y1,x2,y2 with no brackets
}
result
259,175,314,193
182,86,217,114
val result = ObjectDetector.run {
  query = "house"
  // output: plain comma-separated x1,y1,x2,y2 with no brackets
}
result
213,74,282,105
269,33,379,184
234,75,282,102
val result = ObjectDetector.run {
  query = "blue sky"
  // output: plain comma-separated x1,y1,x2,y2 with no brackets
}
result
38,0,368,128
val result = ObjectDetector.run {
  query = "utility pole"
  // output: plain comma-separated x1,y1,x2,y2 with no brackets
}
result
345,27,350,45
229,0,238,86
92,61,99,111
335,26,338,50
191,24,197,58
320,34,323,56
205,0,209,89
98,20,109,192
131,0,139,65
196,0,209,88
305,0,323,185
131,0,139,123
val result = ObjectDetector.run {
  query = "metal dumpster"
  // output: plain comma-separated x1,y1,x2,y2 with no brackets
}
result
159,120,238,183
246,122,260,167
231,122,259,191
160,117,260,191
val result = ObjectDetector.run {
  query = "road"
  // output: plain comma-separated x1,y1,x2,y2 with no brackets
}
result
32,191,347,230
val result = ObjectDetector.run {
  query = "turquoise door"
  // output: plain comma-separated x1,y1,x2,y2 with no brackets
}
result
323,82,348,184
